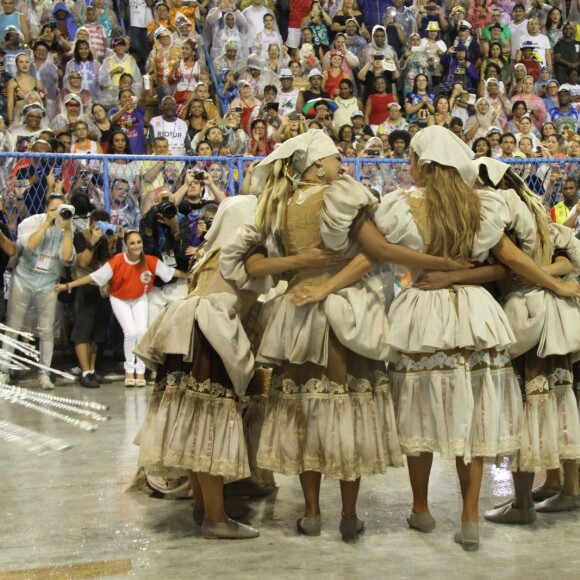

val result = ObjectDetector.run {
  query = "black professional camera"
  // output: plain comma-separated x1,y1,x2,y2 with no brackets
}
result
194,170,206,181
154,200,178,219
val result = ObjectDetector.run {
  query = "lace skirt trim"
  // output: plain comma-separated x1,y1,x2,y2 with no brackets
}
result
389,348,523,463
137,371,250,482
256,371,404,481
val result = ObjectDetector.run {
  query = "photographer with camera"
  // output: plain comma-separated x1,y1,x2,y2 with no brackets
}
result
139,190,192,325
70,210,120,388
0,194,75,389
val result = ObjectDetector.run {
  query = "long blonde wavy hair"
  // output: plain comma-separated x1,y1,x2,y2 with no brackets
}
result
416,161,481,259
255,158,295,235
498,168,552,264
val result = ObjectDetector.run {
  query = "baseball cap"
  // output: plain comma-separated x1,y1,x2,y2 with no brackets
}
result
520,39,538,50
308,68,323,79
489,22,503,31
558,84,572,93
351,110,364,118
456,43,468,52
280,68,293,78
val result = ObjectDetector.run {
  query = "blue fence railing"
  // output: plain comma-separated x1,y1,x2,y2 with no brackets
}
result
0,152,574,237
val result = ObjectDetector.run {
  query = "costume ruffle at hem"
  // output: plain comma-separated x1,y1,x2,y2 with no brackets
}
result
511,372,580,472
257,371,403,481
137,372,251,482
389,349,523,463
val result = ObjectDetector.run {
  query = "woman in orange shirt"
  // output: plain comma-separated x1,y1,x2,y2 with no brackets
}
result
55,231,184,387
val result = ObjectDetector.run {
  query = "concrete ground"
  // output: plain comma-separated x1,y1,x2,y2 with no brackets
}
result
0,379,579,580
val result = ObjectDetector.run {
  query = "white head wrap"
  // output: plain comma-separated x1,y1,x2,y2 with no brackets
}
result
474,157,509,186
252,130,339,191
410,126,477,185
204,196,258,253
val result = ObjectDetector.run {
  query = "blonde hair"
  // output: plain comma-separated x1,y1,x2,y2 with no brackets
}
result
418,161,481,259
500,169,552,264
255,158,294,234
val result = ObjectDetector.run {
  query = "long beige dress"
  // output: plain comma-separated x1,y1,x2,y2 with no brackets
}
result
254,175,403,480
375,187,523,463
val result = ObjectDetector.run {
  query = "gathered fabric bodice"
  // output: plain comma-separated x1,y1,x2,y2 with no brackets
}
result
282,184,346,289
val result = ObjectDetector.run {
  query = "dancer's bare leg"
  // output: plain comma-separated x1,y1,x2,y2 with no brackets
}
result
455,457,483,521
197,472,227,523
512,471,534,509
340,478,361,518
299,471,322,517
189,471,204,509
562,460,580,497
407,452,433,514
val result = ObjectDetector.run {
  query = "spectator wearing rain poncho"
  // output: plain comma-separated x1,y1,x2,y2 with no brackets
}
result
360,25,399,69
206,5,248,61
98,36,143,109
214,39,246,79
146,26,182,100
51,2,77,41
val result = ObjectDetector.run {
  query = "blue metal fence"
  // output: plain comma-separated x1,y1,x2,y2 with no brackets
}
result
0,152,574,237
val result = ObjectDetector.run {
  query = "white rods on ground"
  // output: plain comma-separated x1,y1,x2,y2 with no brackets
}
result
0,324,110,435
0,420,71,454
0,389,99,431
0,386,110,422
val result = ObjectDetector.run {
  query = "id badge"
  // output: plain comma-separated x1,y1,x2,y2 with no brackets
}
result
162,251,177,268
34,254,52,273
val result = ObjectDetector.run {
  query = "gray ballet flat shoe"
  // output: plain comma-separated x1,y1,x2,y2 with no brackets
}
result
454,521,479,547
201,517,259,540
532,485,563,502
407,510,436,533
483,503,537,524
494,496,514,509
339,515,365,539
535,493,579,513
297,515,321,536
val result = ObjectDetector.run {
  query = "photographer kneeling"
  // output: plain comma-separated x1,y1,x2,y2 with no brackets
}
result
0,195,75,390
139,191,192,324
71,210,120,389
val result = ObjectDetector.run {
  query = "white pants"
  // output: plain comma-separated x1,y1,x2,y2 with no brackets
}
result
147,279,188,327
110,294,148,375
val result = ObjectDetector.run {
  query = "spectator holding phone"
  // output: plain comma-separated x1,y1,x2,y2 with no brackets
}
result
55,231,184,387
70,209,120,388
1,194,75,390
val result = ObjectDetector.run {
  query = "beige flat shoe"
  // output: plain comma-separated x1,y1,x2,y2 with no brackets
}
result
339,515,365,539
407,510,436,533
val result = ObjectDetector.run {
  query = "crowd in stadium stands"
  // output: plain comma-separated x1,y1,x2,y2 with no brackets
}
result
0,0,580,389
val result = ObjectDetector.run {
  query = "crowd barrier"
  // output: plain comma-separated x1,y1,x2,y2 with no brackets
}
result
0,152,575,236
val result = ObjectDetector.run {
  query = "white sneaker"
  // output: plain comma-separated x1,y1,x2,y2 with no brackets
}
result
0,371,11,385
38,372,54,390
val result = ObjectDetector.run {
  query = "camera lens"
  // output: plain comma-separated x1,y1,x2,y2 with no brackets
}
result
155,200,178,219
60,209,73,219
194,171,205,181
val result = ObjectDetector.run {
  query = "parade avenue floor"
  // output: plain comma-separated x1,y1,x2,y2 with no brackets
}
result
1,377,579,580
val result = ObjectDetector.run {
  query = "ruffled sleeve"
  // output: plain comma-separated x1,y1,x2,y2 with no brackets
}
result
500,188,537,257
320,175,378,252
550,223,580,274
374,188,424,251
473,189,511,262
219,223,277,294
